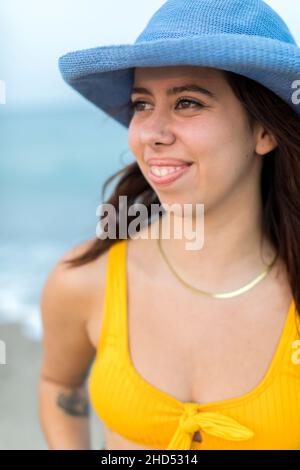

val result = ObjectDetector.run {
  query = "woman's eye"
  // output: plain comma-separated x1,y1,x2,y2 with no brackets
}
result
130,98,203,113
176,99,203,109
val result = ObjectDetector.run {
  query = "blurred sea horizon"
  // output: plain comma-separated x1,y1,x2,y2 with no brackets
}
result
0,105,131,341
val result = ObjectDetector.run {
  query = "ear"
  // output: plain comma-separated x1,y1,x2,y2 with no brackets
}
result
254,124,278,156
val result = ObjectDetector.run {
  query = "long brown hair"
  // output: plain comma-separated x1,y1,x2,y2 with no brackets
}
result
62,70,300,323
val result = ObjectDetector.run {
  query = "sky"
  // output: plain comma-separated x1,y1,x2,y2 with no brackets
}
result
1,0,299,109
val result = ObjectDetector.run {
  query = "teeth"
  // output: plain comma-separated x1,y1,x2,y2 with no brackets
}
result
150,166,184,176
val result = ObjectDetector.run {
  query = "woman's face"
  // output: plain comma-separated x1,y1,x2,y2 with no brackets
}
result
128,65,273,212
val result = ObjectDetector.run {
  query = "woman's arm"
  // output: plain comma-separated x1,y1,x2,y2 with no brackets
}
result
38,377,91,450
38,244,98,450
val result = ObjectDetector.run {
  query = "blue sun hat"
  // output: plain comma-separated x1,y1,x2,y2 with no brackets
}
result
58,0,300,128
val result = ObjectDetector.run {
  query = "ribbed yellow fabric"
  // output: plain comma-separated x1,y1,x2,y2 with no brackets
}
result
88,239,300,450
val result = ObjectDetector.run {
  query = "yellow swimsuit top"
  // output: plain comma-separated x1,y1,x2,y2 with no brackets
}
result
88,239,300,450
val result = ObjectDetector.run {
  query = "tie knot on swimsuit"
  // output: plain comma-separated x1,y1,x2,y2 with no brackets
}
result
167,402,255,449
179,403,200,434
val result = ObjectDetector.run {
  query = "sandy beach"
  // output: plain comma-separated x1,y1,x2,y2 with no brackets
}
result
0,322,104,450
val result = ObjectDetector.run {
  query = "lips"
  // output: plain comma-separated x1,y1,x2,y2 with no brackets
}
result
146,158,193,167
147,162,193,186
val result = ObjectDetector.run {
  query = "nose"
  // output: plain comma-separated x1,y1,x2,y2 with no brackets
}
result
139,109,175,147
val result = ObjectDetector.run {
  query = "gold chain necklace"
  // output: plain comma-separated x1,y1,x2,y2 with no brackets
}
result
156,229,279,299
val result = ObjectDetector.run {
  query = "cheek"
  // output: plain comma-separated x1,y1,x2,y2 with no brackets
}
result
191,116,253,166
127,127,149,179
128,126,142,160
181,119,228,168
188,117,256,196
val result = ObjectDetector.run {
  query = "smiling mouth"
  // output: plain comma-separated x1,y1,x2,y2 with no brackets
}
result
146,158,194,167
149,163,191,176
147,162,194,185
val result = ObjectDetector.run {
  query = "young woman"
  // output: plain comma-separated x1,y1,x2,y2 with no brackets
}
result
38,0,300,450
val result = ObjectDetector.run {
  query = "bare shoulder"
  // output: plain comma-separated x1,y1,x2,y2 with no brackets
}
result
39,238,110,387
42,238,110,321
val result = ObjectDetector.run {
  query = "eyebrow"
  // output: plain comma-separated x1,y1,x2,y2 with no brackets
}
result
130,83,217,100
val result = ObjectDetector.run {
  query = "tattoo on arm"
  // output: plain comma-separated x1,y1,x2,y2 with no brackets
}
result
57,388,90,417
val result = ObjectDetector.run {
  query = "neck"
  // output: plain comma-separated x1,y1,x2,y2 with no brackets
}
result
154,193,277,292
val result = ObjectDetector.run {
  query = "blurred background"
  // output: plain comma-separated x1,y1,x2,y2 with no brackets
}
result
0,0,299,450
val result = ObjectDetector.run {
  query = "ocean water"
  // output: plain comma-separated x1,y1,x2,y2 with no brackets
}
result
0,105,133,340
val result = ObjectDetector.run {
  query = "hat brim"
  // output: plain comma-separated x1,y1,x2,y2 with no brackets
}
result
59,34,300,128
